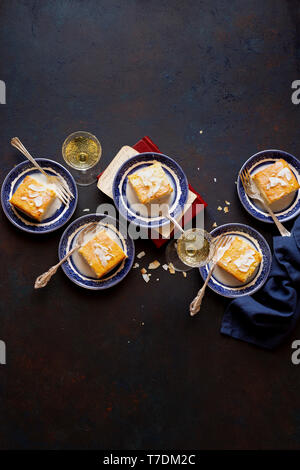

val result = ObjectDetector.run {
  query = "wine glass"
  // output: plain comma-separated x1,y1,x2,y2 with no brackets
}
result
165,228,214,272
62,131,102,186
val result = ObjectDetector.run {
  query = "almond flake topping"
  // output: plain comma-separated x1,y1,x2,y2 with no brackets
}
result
142,273,150,283
148,260,160,270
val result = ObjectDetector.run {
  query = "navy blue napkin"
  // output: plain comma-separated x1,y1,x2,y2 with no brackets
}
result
221,215,300,349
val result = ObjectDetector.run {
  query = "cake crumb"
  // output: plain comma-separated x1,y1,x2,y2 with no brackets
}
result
133,263,139,269
199,130,203,134
156,278,159,281
225,200,231,205
148,260,160,270
162,264,168,271
214,178,217,183
142,273,150,283
224,206,229,213
217,206,222,211
168,263,175,274
212,222,217,228
82,208,90,212
137,251,146,259
182,271,187,278
140,268,147,274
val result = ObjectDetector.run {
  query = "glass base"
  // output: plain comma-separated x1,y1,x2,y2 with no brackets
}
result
68,162,101,186
165,239,194,272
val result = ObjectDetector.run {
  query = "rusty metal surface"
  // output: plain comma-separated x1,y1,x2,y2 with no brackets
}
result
0,0,300,449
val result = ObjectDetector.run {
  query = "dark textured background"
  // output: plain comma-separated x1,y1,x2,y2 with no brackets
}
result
0,0,300,450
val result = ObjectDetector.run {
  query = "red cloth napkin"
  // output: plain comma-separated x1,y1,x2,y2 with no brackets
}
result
133,137,207,248
97,136,207,248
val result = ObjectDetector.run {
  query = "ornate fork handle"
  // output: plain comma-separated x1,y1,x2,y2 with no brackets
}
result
190,262,216,316
11,137,48,177
34,243,79,289
34,222,96,289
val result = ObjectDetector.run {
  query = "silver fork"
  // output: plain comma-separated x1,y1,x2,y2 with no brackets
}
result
240,168,291,237
159,203,184,234
11,137,74,206
190,234,234,316
34,222,96,288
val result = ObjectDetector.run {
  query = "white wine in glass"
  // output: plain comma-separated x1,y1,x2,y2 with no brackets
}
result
166,228,213,271
62,131,102,186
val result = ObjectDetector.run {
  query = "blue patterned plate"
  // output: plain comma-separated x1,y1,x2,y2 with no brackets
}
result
199,223,272,298
1,158,78,234
58,213,135,290
112,152,189,228
237,149,300,223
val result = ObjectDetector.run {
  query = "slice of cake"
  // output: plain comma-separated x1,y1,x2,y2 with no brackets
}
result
78,229,127,279
128,162,173,204
9,175,57,221
217,236,262,283
252,159,299,205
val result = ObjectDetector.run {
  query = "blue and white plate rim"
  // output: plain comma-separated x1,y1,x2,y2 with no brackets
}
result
112,152,189,228
1,158,78,234
237,149,300,223
199,223,272,298
58,213,135,290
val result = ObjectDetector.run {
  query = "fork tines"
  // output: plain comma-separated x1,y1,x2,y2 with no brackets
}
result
240,168,252,191
214,234,233,255
54,175,74,203
56,173,74,199
54,183,70,205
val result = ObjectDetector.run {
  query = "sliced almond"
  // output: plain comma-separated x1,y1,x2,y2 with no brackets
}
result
142,273,150,283
182,271,187,278
225,200,231,205
162,264,168,271
168,263,175,274
217,206,222,211
224,206,229,213
137,251,146,259
148,260,160,270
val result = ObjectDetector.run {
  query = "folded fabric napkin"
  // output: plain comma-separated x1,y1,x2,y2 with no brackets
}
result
98,136,207,248
221,215,300,350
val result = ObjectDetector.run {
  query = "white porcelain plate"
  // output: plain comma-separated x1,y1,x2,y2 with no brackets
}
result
113,152,189,228
199,223,272,298
237,149,300,223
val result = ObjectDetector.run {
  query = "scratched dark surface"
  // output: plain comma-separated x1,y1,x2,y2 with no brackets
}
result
0,0,300,450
